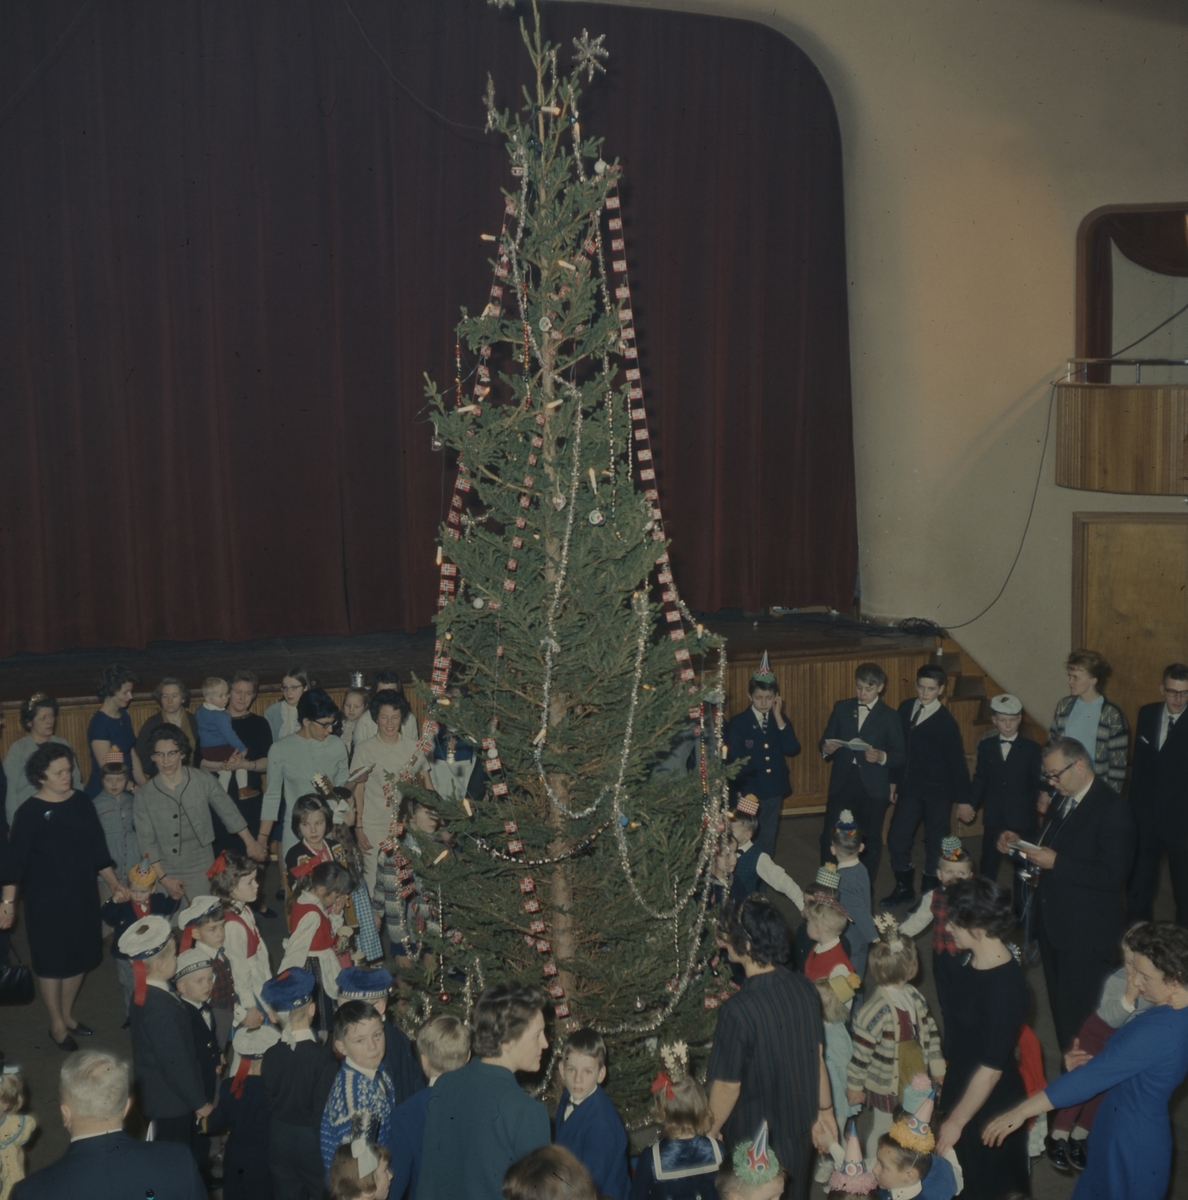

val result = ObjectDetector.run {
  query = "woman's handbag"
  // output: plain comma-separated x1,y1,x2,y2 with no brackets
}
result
0,943,34,1006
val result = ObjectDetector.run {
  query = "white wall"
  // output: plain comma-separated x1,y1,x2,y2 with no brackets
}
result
565,0,1188,720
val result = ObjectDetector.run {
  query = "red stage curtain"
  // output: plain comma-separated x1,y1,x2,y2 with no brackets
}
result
1079,206,1188,376
0,0,857,656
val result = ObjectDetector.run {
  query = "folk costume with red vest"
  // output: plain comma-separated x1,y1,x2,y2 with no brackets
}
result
280,892,341,1030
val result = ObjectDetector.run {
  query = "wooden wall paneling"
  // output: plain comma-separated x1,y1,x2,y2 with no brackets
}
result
1072,512,1188,744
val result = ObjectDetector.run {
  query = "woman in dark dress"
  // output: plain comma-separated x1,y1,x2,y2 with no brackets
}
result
0,744,129,1050
934,877,1030,1199
85,664,142,795
706,894,838,1198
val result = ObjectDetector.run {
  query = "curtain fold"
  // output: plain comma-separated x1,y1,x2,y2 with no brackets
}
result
0,0,857,656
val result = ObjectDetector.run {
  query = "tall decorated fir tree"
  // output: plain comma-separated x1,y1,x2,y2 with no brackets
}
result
396,1,735,1117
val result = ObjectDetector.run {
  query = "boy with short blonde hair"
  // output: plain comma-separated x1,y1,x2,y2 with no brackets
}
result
555,1028,630,1200
195,676,249,793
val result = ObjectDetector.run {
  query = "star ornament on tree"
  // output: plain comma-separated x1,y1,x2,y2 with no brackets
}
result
572,29,608,83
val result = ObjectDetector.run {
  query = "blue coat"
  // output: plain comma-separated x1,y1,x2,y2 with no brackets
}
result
725,709,800,800
389,1085,431,1200
1044,1003,1188,1199
11,1130,205,1200
555,1085,630,1200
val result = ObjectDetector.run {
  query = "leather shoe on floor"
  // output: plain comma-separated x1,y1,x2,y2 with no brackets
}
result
1045,1136,1072,1171
49,1030,79,1053
1068,1137,1087,1170
255,906,278,919
68,1022,96,1036
880,882,916,909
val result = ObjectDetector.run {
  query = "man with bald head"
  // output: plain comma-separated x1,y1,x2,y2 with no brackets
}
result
13,1050,204,1200
997,736,1135,1052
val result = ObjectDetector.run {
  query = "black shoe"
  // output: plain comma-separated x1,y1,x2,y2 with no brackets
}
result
1045,1136,1072,1171
49,1030,79,1053
121,1018,130,1030
255,906,278,919
1067,1137,1087,1170
275,889,285,902
68,1022,96,1036
880,871,916,909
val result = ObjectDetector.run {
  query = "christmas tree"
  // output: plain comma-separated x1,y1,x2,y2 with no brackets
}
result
398,1,734,1118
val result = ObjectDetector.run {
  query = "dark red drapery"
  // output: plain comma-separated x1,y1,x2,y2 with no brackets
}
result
1078,205,1188,372
0,0,857,656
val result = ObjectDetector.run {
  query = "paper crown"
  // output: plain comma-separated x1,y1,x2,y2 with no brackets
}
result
180,895,222,927
336,965,393,1001
734,794,760,818
989,692,1023,715
815,864,842,891
733,1121,780,1187
652,1040,689,1099
261,968,316,1013
174,947,213,979
312,773,354,806
873,912,906,952
941,836,965,862
128,858,158,887
103,745,125,765
890,1073,936,1153
834,809,859,836
350,671,365,689
752,652,776,685
828,1119,878,1194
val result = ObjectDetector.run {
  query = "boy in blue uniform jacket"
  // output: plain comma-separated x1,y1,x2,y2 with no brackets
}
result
725,653,800,858
388,1013,471,1200
554,1029,630,1200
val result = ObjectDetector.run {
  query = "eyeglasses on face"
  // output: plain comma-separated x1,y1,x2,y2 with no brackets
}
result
1041,760,1074,782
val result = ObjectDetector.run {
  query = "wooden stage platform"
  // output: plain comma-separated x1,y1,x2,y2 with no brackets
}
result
0,612,1029,815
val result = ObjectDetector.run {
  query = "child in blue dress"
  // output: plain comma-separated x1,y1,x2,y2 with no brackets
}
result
630,1042,722,1200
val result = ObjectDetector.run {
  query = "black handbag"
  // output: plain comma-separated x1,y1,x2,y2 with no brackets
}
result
0,943,34,1006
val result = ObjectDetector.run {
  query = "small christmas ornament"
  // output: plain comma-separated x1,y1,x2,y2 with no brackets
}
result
473,598,485,609
538,317,552,331
551,493,566,510
633,996,644,1011
438,991,451,1003
431,433,444,451
588,510,604,525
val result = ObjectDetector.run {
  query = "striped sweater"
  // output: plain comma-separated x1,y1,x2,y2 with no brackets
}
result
846,984,944,1101
1049,695,1128,791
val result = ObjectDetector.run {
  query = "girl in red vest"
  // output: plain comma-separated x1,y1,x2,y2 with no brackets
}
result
210,851,274,1030
281,859,355,1033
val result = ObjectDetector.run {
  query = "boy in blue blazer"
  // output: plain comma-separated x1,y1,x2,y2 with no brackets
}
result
554,1029,630,1200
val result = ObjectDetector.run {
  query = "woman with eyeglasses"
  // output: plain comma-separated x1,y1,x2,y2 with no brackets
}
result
258,689,349,862
264,666,313,741
133,725,267,902
0,744,130,1049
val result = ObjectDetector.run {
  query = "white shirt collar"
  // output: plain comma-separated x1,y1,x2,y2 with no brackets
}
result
202,702,225,713
835,858,861,870
181,995,206,1010
1000,734,1017,742
70,1128,124,1143
813,936,840,954
890,1184,923,1200
736,839,753,854
345,1057,379,1081
567,1090,592,1108
913,698,942,721
750,705,768,724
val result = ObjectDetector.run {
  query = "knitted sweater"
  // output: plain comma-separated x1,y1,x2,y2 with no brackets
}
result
1049,695,1128,791
846,984,944,1100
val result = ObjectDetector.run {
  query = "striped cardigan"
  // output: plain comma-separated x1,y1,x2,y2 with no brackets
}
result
845,984,944,1101
1049,695,1128,790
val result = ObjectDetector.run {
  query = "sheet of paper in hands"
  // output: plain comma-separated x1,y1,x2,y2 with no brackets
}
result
347,764,373,785
1007,839,1042,853
839,739,872,752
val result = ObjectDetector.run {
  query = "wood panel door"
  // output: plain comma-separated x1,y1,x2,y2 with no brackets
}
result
1073,512,1188,733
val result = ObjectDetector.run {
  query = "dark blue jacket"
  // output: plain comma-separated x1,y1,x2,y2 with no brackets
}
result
725,709,800,800
554,1085,630,1200
11,1131,205,1200
389,1085,431,1199
876,1151,957,1199
99,894,180,958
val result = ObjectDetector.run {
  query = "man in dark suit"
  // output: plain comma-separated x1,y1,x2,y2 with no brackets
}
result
998,736,1136,1051
957,692,1043,907
725,654,800,858
12,1050,205,1200
882,664,970,908
818,661,906,882
1126,663,1188,925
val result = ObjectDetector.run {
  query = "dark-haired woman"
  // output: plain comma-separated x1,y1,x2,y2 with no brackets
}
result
134,677,200,781
705,894,837,1198
0,745,129,1049
85,665,143,796
264,666,312,741
3,694,81,824
259,690,349,862
134,724,265,901
933,877,1029,1199
985,921,1188,1200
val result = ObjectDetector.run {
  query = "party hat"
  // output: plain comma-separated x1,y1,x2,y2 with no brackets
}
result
734,1120,780,1186
890,1072,936,1153
828,1118,878,1194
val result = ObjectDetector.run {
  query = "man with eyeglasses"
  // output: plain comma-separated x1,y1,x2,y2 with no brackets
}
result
1126,663,1188,926
996,736,1135,1053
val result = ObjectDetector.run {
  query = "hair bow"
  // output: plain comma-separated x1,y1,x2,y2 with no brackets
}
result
205,851,228,880
650,1070,675,1100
